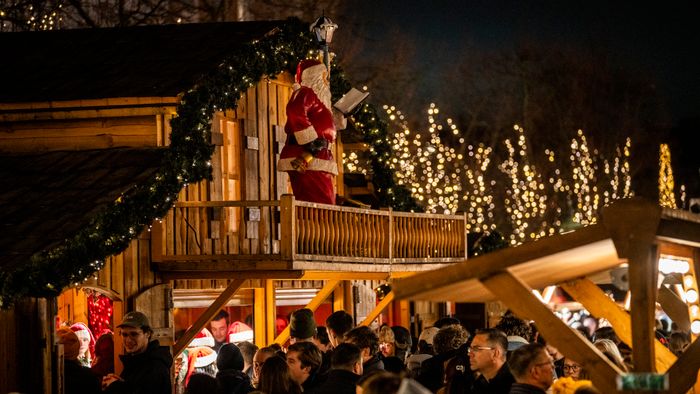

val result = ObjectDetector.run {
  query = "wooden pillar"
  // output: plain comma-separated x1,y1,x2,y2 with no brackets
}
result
265,280,276,345
112,299,124,375
481,271,621,394
333,281,346,312
253,287,265,347
561,278,676,372
274,280,340,345
602,198,661,373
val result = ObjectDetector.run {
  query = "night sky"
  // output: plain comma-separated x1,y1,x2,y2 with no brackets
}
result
341,0,700,124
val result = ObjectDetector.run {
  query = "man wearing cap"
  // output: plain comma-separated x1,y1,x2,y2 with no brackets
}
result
277,58,338,205
103,311,173,394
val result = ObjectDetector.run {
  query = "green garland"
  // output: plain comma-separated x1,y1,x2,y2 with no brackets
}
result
0,18,419,308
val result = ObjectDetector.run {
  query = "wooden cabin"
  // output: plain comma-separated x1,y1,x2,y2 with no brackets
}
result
0,20,468,393
394,198,700,393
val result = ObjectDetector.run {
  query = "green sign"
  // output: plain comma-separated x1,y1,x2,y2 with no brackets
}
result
617,373,669,391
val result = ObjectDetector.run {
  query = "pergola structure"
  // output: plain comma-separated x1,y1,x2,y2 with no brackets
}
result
393,198,700,393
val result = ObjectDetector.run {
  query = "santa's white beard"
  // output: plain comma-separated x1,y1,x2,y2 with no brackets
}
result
304,75,332,111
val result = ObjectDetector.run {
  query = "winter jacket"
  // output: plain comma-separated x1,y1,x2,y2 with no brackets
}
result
104,340,173,394
308,369,360,394
216,369,254,394
508,383,547,394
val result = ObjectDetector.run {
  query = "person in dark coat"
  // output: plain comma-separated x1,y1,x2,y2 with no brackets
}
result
417,324,469,392
507,343,554,394
309,343,363,394
216,343,253,394
57,327,100,394
466,328,514,393
103,311,173,394
343,326,385,378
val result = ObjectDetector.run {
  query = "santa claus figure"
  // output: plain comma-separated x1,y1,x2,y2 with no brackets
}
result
277,59,338,204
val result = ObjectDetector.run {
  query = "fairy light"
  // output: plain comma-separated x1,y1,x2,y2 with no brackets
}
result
659,143,677,208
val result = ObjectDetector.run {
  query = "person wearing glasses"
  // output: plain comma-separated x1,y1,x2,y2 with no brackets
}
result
562,358,588,381
102,311,173,394
466,328,515,393
507,343,555,394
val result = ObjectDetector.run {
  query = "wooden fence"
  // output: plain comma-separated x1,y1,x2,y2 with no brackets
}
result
161,195,467,265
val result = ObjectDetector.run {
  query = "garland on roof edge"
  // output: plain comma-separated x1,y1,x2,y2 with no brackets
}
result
0,18,420,308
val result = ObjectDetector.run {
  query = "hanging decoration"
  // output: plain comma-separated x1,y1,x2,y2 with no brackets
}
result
87,290,113,337
0,17,419,308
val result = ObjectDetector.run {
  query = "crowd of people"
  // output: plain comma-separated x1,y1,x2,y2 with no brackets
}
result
56,307,693,394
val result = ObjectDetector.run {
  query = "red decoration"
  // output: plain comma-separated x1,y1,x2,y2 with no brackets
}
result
87,290,113,336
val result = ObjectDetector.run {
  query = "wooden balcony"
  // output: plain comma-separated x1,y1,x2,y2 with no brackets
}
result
153,195,467,278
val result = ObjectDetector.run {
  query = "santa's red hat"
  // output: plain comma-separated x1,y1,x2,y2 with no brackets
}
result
70,322,95,358
295,59,326,84
188,327,215,348
228,321,254,344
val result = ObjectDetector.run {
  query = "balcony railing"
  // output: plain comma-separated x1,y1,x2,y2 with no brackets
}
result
156,195,467,269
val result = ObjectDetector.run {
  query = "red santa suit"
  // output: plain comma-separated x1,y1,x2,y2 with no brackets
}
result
277,60,338,204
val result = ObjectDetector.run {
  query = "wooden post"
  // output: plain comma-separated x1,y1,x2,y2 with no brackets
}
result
628,243,659,372
173,279,245,357
333,281,346,312
254,287,266,348
561,278,676,372
112,299,124,375
360,292,396,327
280,194,295,260
481,271,621,394
274,280,340,345
265,280,276,345
601,198,661,373
150,220,163,262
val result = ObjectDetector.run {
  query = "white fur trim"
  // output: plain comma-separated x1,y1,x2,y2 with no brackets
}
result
189,336,214,348
294,126,317,146
229,331,254,343
278,157,338,175
194,351,217,368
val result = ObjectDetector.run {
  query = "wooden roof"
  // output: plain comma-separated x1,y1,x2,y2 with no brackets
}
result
392,198,700,302
0,20,283,103
0,148,166,272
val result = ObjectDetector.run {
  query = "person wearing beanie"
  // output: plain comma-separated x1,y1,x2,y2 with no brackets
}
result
102,311,173,394
216,343,254,394
57,327,100,394
290,308,317,343
277,58,338,205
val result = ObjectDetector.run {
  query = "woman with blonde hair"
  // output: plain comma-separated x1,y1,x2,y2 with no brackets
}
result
593,338,627,372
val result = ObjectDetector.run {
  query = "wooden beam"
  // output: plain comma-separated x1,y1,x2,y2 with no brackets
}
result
658,285,691,333
173,279,245,357
602,198,661,373
666,331,700,393
360,292,396,327
273,280,341,345
481,271,621,394
561,278,676,372
254,287,266,348
302,271,390,280
160,269,303,281
333,281,346,312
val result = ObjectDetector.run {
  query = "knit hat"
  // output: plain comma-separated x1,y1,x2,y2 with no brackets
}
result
57,327,80,361
295,59,326,84
290,308,316,340
189,327,215,348
228,321,254,344
418,327,439,346
217,343,245,371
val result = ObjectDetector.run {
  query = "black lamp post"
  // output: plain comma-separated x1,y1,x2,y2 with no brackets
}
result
311,15,337,71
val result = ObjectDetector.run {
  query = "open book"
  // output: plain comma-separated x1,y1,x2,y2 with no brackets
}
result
333,88,370,115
